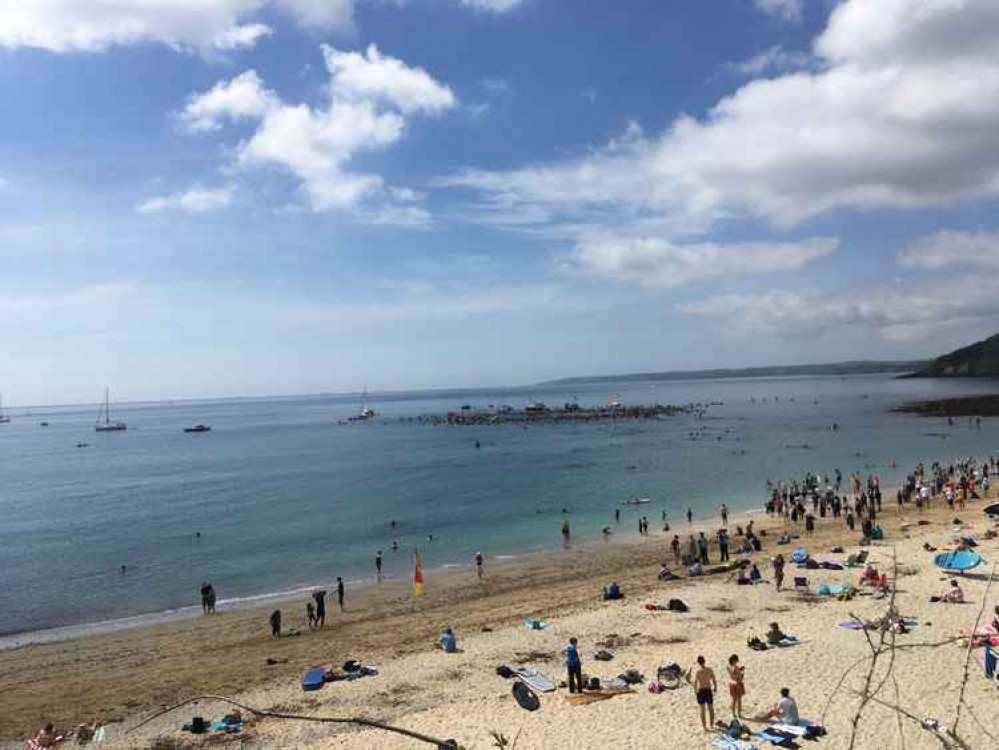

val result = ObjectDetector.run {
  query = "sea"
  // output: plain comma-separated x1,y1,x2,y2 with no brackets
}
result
2,373,998,647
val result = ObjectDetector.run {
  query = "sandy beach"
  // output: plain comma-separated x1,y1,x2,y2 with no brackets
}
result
3,491,998,750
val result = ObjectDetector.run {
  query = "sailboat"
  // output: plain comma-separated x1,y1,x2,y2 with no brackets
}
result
95,388,127,432
0,395,10,424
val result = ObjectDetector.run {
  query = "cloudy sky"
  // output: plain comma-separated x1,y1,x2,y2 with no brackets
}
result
3,0,999,404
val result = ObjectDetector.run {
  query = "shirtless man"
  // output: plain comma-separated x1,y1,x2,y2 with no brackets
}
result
693,655,718,731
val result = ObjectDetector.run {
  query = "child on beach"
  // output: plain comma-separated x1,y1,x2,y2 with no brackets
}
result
306,601,316,629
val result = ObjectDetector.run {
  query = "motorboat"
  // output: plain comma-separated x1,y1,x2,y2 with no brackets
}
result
184,424,212,433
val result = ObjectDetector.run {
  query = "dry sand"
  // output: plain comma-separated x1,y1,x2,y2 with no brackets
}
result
4,499,998,750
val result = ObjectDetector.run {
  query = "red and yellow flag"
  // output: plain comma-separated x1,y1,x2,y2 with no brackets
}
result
413,550,424,598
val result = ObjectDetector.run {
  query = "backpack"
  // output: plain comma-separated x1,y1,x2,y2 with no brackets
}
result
668,598,688,612
648,681,663,694
495,665,514,678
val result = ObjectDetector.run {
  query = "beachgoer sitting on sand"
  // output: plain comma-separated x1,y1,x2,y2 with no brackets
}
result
659,564,678,581
756,687,799,725
935,580,964,604
33,724,63,748
603,582,623,600
859,564,879,586
750,564,762,583
440,627,457,653
766,622,787,645
688,562,704,577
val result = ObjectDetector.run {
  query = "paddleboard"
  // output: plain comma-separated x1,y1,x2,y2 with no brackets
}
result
516,668,556,692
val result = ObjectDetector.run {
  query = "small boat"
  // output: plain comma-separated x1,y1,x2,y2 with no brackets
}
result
347,389,377,422
184,424,212,433
620,497,652,505
40,422,49,427
525,402,548,414
95,388,127,432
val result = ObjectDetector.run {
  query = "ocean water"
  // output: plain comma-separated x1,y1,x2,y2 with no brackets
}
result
2,374,998,643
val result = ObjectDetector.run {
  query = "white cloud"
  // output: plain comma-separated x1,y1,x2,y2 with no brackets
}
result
213,23,273,51
467,102,491,118
179,71,278,133
898,229,999,270
460,0,523,13
137,186,233,214
562,235,836,288
724,45,814,76
754,0,803,22
0,0,355,53
679,276,999,342
480,77,512,94
183,45,454,214
321,44,456,114
445,0,999,236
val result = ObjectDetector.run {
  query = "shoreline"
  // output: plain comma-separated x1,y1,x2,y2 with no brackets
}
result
0,495,984,741
0,504,766,652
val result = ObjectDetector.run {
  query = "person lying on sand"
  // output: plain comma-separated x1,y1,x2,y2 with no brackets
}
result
755,687,799,725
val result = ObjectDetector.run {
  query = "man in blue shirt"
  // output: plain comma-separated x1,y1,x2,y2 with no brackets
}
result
565,637,582,693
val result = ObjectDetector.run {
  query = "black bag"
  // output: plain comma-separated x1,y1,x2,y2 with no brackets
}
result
620,669,644,685
496,665,514,678
594,650,614,661
191,716,208,734
668,598,688,612
512,681,540,711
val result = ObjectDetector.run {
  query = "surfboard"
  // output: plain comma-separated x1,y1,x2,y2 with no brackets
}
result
934,550,982,571
516,668,556,692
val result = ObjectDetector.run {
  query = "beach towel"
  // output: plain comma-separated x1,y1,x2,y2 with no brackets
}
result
563,687,632,706
516,668,556,692
212,721,244,733
712,739,761,750
524,618,548,630
754,729,796,747
840,621,866,630
776,636,799,648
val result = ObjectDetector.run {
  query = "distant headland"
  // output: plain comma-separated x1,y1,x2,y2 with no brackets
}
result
541,359,928,386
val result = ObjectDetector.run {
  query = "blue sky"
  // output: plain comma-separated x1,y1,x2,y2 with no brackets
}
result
3,0,999,404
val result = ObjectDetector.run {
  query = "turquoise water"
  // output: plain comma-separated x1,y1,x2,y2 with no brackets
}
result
2,374,998,641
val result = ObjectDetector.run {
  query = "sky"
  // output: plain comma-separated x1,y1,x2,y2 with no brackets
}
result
3,0,999,404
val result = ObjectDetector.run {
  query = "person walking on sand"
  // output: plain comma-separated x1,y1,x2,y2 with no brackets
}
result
687,507,693,524
306,600,316,629
336,577,345,610
671,534,682,565
565,637,583,693
269,609,281,638
698,532,710,565
312,589,327,629
375,551,382,580
720,504,729,526
693,655,718,731
773,554,785,592
727,654,745,718
200,582,212,614
474,551,485,580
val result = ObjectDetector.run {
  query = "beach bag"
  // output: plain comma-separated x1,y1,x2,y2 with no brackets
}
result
343,659,361,672
667,598,688,612
620,669,643,685
191,717,208,734
587,676,601,690
512,681,539,712
496,665,514,679
594,650,614,661
648,680,663,694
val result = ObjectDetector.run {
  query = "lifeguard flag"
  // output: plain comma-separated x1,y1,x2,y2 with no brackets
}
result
413,550,424,598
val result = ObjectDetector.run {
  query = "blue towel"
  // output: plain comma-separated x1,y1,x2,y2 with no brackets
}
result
754,729,794,747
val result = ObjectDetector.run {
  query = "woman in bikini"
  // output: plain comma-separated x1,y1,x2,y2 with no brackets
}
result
727,654,746,718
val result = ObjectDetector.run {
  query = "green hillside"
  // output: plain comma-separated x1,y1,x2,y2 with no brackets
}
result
907,333,999,377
